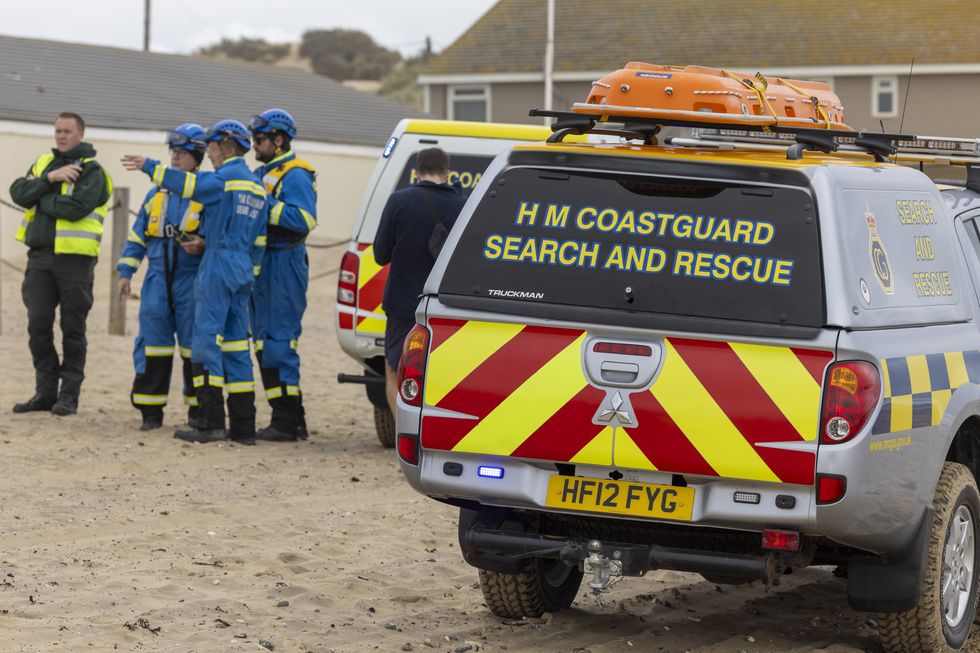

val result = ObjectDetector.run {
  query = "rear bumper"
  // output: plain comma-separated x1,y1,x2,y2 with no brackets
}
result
459,506,783,583
402,450,817,533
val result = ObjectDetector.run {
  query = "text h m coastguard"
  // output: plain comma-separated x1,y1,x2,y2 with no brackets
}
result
117,124,207,432
248,109,317,442
122,120,267,445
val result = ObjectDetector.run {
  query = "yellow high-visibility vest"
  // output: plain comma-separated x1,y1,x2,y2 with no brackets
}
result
261,157,316,198
143,190,201,238
15,153,113,257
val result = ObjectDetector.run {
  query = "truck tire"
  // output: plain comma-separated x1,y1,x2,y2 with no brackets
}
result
374,405,395,449
479,558,583,619
878,462,980,653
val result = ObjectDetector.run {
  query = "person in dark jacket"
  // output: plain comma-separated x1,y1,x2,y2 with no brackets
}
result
373,147,466,416
9,112,112,416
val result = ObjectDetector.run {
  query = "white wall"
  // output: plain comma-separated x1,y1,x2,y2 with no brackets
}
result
0,120,381,267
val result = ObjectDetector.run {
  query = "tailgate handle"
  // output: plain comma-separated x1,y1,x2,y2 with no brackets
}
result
600,361,639,384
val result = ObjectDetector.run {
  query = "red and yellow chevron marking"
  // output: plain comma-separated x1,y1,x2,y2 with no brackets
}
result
421,320,832,485
354,243,388,335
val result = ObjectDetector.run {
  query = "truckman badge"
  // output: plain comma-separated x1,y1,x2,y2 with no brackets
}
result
866,206,894,295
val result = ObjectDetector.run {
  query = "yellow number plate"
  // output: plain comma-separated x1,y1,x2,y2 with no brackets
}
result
545,475,695,521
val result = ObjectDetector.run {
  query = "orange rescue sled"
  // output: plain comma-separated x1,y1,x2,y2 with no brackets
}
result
575,62,850,131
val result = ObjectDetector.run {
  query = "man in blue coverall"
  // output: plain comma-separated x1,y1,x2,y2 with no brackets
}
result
248,108,317,441
117,123,207,431
122,119,266,444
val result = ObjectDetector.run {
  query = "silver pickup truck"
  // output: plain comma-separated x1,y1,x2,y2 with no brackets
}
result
393,119,980,653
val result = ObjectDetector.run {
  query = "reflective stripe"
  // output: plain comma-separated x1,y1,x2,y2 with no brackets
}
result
179,346,192,358
255,235,267,247
144,345,175,357
226,381,255,394
254,340,264,351
20,218,30,229
118,256,141,269
192,374,223,388
253,265,262,276
215,334,224,345
133,393,168,406
270,202,285,225
224,180,265,196
128,230,146,245
152,164,166,186
300,208,316,231
266,387,283,399
289,339,298,349
286,385,300,396
182,173,196,199
220,339,250,352
55,229,101,242
184,394,199,407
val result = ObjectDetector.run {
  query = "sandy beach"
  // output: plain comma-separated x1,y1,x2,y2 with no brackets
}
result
0,247,907,652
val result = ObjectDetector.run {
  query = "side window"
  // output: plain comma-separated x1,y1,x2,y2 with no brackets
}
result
957,216,980,304
871,76,899,118
449,86,489,122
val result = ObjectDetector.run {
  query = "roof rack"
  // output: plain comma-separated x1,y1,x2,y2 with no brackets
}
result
530,108,908,162
530,109,980,187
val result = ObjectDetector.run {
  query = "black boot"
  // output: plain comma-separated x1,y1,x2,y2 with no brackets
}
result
13,393,57,413
187,405,205,430
51,393,78,416
227,391,256,445
140,408,164,431
256,389,301,442
174,372,227,443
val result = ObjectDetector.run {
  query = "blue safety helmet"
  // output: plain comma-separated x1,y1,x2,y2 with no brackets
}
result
249,108,297,139
165,123,206,152
204,119,251,150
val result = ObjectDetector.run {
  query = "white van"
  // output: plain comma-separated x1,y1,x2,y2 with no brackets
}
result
335,119,558,447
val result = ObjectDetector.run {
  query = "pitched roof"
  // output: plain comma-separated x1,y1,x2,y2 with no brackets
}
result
0,35,424,146
423,0,980,76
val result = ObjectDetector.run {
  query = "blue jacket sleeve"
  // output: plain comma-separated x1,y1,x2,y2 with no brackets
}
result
116,188,155,278
252,219,267,276
141,159,224,204
268,170,317,235
373,194,399,266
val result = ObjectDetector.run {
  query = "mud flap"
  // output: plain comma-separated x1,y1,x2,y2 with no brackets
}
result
846,507,932,612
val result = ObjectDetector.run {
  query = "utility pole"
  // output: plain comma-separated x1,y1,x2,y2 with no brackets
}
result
543,0,555,125
143,0,151,52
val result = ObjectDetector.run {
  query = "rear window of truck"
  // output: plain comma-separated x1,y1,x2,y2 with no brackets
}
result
395,153,493,197
439,165,823,327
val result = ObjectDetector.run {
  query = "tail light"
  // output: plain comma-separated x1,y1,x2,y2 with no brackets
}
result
337,251,358,306
397,325,430,406
816,474,847,504
761,529,800,552
397,434,419,465
819,361,881,444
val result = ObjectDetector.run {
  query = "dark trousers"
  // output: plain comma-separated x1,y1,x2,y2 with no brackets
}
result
21,252,96,399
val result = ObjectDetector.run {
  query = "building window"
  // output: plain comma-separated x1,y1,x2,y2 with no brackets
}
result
449,86,489,122
872,76,899,118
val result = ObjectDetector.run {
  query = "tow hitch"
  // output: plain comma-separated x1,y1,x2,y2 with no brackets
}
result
583,540,624,605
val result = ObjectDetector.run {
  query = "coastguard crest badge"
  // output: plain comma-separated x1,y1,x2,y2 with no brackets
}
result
866,206,894,295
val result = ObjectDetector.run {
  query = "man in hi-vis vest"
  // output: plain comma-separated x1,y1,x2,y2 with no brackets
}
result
9,112,112,417
248,108,317,441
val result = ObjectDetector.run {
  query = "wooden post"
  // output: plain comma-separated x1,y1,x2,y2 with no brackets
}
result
108,187,129,335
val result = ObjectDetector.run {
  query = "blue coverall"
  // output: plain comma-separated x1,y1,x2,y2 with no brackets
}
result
117,187,203,419
252,151,317,434
139,156,266,437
